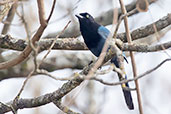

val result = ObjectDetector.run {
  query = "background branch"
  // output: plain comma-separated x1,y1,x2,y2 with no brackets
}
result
0,0,170,113
1,1,18,34
1,33,171,53
119,0,143,112
91,58,171,86
45,0,156,38
118,13,171,42
0,0,56,69
1,56,170,113
0,37,126,113
0,13,170,52
53,100,80,114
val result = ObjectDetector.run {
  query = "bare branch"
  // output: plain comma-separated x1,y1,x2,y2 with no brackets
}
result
0,13,170,52
118,13,171,42
53,100,80,114
0,0,56,69
45,0,156,38
38,21,71,66
91,58,171,87
0,76,83,113
1,1,18,34
47,0,56,22
0,0,14,22
12,18,71,109
0,42,119,113
37,0,46,26
36,69,74,81
1,34,171,53
121,40,171,52
119,0,143,113
1,56,170,113
0,34,87,51
0,26,45,69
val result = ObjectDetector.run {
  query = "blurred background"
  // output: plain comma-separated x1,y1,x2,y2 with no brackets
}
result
0,0,171,114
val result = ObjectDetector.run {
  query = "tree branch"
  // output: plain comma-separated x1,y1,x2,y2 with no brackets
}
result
53,100,80,114
1,1,18,34
119,0,143,112
121,41,171,52
0,37,125,113
46,0,156,38
91,58,171,86
0,0,56,69
0,13,170,52
0,35,87,51
118,13,171,42
37,0,46,26
1,34,171,53
1,55,170,113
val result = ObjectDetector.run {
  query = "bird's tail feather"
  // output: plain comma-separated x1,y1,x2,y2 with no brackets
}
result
111,57,134,109
121,82,134,110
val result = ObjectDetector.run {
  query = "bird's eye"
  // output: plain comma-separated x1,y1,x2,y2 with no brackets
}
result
86,14,89,18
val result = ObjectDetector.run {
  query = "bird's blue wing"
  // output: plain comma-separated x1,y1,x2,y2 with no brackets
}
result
97,26,110,39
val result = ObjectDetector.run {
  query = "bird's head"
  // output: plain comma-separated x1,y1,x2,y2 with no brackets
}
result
75,12,95,25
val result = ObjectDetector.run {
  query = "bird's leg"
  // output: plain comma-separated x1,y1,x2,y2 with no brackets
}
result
88,60,93,65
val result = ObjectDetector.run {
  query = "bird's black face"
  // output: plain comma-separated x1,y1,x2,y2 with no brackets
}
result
75,12,95,25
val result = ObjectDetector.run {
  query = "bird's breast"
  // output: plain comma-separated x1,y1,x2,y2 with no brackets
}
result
80,24,105,57
83,34,105,57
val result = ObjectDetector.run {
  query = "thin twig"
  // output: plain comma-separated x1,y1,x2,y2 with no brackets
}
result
53,99,80,114
36,69,74,81
1,1,18,34
47,0,56,22
90,58,171,89
12,0,57,106
1,57,170,113
12,17,71,114
1,56,170,113
113,8,137,39
37,0,46,26
0,0,56,70
14,70,34,100
48,0,156,38
149,10,171,58
95,64,114,75
91,78,136,91
119,0,143,113
38,21,71,66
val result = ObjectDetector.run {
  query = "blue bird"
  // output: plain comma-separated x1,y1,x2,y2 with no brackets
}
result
76,12,134,110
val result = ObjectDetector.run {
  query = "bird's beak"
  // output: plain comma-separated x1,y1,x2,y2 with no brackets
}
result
75,14,83,19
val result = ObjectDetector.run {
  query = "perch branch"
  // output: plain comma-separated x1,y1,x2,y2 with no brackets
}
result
0,13,170,51
0,35,171,52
